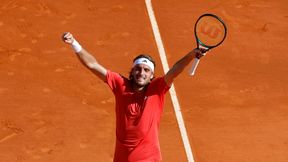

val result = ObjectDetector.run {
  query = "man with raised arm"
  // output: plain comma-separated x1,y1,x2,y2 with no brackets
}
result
62,32,205,162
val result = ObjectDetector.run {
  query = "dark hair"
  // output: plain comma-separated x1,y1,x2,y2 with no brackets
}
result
129,54,156,80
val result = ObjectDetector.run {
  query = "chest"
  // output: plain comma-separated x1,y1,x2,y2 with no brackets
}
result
114,83,163,126
122,92,147,120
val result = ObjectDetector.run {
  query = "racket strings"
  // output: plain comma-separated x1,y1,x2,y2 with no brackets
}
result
195,16,226,47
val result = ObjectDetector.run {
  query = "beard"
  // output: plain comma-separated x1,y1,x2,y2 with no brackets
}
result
133,75,150,88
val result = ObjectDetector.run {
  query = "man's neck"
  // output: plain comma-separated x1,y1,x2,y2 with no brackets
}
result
132,83,146,93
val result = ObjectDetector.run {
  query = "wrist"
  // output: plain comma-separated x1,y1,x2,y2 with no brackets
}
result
71,39,82,53
188,50,197,58
195,53,201,59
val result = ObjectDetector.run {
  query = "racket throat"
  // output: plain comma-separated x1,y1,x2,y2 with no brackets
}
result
197,44,209,57
198,43,209,51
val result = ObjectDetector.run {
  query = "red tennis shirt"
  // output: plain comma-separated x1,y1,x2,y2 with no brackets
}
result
105,70,170,162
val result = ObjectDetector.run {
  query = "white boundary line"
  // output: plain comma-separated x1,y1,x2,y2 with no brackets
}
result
145,0,195,162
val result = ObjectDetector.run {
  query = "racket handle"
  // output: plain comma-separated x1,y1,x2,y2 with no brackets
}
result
189,58,200,76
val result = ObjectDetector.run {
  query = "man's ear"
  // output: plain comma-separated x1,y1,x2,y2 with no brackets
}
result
150,73,154,79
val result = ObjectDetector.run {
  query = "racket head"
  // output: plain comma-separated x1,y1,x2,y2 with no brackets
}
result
194,13,227,49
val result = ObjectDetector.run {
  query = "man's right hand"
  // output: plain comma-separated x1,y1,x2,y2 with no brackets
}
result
62,32,74,44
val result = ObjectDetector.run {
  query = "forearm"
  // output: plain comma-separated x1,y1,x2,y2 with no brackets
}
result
170,51,196,76
76,48,98,69
164,49,203,85
64,34,107,81
70,39,96,68
76,48,107,81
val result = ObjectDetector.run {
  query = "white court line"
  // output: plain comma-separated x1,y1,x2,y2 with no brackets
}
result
145,0,195,162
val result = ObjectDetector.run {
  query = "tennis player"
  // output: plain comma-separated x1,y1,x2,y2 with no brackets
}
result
62,32,205,162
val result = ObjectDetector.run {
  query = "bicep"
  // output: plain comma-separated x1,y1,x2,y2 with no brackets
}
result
77,49,108,82
90,63,108,82
164,68,176,86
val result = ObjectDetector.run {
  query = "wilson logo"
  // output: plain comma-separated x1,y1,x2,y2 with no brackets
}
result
200,23,221,39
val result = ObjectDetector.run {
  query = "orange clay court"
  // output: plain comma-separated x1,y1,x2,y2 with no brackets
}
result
0,0,288,162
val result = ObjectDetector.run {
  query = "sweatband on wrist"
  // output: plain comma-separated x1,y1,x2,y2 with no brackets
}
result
71,39,82,53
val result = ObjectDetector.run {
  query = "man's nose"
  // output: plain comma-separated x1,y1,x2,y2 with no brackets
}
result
140,68,145,74
139,68,146,75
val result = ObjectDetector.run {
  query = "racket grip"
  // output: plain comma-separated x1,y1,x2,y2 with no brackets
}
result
189,58,200,76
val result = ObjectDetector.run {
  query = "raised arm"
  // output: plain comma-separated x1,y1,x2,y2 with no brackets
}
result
164,48,205,86
62,32,107,82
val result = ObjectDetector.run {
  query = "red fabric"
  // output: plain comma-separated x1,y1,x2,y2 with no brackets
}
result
105,71,170,162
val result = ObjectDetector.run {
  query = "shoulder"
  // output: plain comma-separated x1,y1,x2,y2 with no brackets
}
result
106,70,127,82
148,77,170,94
150,77,168,86
105,70,130,90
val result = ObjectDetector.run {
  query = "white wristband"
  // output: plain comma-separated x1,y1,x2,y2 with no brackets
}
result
71,39,82,53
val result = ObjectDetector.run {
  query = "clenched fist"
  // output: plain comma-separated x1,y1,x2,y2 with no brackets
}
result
62,32,74,44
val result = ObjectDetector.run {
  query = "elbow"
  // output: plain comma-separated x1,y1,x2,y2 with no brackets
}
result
87,62,97,69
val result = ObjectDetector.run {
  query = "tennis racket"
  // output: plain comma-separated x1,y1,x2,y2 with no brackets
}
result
189,13,227,75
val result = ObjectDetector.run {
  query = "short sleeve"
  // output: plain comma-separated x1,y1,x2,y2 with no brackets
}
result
105,70,125,94
149,77,171,95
